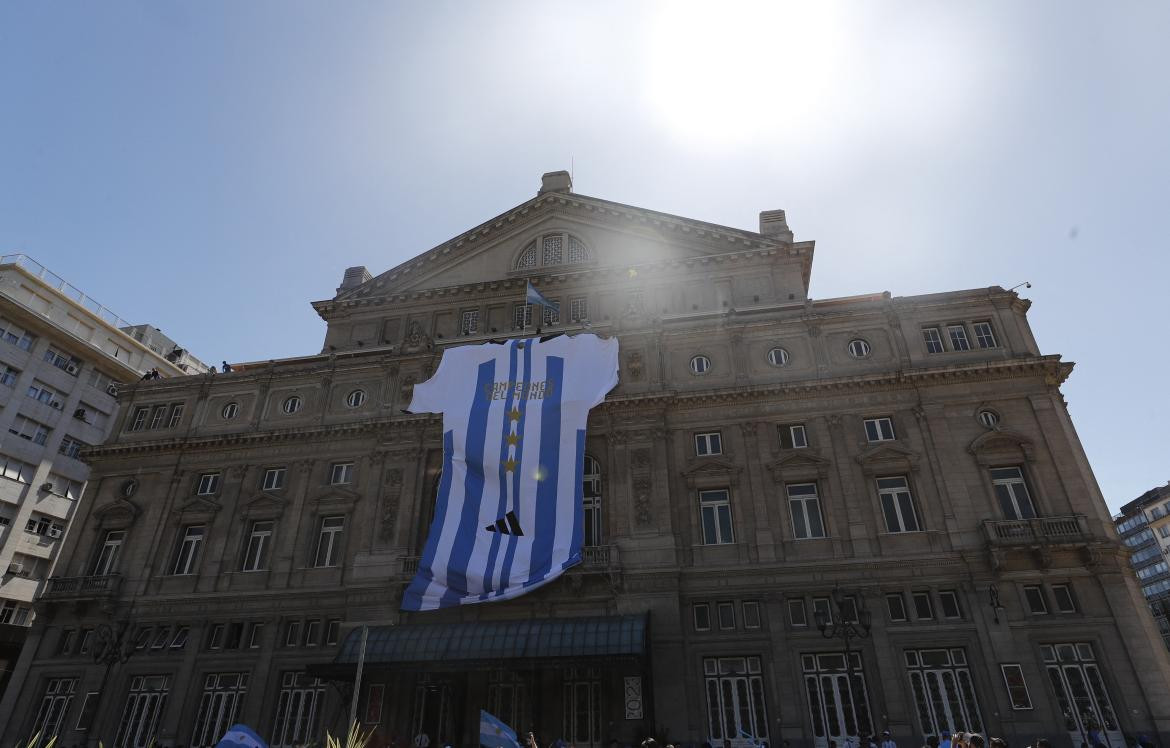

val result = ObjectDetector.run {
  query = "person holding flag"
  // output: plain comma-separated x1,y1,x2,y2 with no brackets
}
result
216,724,268,748
481,709,523,748
525,280,559,331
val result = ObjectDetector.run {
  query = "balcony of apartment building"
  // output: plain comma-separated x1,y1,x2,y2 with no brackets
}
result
39,573,122,604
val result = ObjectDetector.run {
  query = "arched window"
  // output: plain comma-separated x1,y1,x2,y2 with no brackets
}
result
583,455,602,547
515,232,591,270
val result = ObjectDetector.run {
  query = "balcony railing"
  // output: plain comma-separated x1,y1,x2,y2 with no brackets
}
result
982,515,1091,546
399,546,614,578
401,556,420,576
41,574,122,600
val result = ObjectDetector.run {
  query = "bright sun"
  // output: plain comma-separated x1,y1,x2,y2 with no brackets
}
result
646,1,847,147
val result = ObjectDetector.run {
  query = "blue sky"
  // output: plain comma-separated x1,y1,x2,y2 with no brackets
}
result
1,2,1166,512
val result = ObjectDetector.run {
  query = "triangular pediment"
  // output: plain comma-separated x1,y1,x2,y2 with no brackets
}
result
173,496,222,521
93,498,140,529
309,485,361,512
326,192,792,302
681,456,742,487
855,443,919,474
766,450,832,482
242,491,287,519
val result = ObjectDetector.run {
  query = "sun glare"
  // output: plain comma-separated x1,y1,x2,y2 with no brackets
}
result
646,1,846,147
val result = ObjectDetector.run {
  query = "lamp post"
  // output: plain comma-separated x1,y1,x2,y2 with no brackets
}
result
815,588,873,742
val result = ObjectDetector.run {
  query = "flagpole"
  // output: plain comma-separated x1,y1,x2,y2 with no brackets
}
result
349,624,369,729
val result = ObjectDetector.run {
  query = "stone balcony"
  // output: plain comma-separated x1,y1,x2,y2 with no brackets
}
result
982,514,1090,546
40,574,122,602
399,545,616,578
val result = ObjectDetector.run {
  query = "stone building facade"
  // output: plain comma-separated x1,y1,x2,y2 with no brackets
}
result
1,174,1167,748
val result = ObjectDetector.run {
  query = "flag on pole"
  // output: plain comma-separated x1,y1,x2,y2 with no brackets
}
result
526,281,559,313
480,709,522,748
217,724,268,748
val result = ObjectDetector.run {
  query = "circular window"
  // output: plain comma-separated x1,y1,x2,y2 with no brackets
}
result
689,355,712,375
282,396,302,414
221,402,239,420
346,389,367,408
848,339,872,359
767,347,790,367
120,479,138,498
978,409,1000,428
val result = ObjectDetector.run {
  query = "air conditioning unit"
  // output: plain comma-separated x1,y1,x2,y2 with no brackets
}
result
7,562,23,576
39,482,54,493
106,384,118,396
65,363,79,375
47,526,62,539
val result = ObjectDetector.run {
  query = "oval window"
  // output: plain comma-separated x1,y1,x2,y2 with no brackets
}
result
978,409,1000,428
346,389,367,408
222,402,239,420
767,347,790,367
282,396,302,414
689,355,711,375
848,339,871,359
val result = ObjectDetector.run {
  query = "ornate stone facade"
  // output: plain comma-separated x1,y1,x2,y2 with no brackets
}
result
1,174,1167,748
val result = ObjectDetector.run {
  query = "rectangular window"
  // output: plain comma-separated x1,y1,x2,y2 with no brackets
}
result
543,302,560,327
170,626,190,649
263,467,286,491
248,622,264,649
189,673,248,747
9,415,50,445
788,599,807,627
57,628,76,655
59,434,90,458
459,309,480,336
330,462,354,485
939,590,962,619
149,405,167,429
75,690,99,731
703,656,769,743
912,591,934,620
326,619,340,645
285,621,301,647
242,521,273,571
717,601,735,630
947,324,971,351
1023,585,1048,614
0,318,36,350
172,525,205,575
922,327,945,354
314,516,345,568
886,593,908,621
779,424,808,449
864,417,896,442
304,619,321,647
904,649,983,738
787,483,826,539
92,530,124,575
130,406,149,431
0,454,34,483
196,472,220,495
693,602,711,631
695,431,723,456
990,467,1036,520
742,601,761,629
0,365,18,387
167,404,184,428
207,624,225,650
43,347,79,374
271,673,326,747
973,321,998,349
113,675,170,748
48,473,84,500
1000,664,1033,710
78,628,93,655
513,303,534,329
30,677,77,740
27,381,59,405
151,627,170,650
1052,583,1077,613
226,622,245,650
812,597,832,626
699,489,734,545
569,297,588,322
840,596,859,624
877,476,921,533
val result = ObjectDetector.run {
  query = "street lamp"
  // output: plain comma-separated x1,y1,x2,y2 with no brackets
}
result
815,587,874,741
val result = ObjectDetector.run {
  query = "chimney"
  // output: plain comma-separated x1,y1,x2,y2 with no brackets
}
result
759,210,794,242
337,266,373,295
539,171,573,195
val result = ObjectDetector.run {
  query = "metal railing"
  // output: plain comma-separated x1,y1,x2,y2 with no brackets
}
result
0,254,136,331
42,574,122,598
982,515,1090,545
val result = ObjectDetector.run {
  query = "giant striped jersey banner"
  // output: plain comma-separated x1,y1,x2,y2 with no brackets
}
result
403,334,618,611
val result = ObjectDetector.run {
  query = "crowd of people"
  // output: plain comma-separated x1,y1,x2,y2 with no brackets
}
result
495,731,1160,748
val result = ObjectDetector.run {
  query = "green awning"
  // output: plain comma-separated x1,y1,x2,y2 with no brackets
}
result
331,615,646,667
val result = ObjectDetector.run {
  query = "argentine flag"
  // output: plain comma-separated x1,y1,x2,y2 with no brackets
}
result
481,710,522,748
217,724,267,748
526,280,559,313
739,728,764,748
403,334,618,610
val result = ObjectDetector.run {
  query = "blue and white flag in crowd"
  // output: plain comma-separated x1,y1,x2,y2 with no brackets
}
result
739,728,763,748
481,709,522,748
217,724,268,748
402,334,619,611
526,281,559,313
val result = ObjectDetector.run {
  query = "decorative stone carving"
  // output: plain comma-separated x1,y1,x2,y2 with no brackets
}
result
385,467,403,487
403,321,431,353
379,500,399,541
630,449,651,470
738,422,758,440
625,351,644,382
632,477,652,525
400,374,417,404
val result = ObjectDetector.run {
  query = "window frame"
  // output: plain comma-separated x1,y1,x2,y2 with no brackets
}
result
694,431,723,457
863,417,896,442
788,598,808,627
171,525,205,576
912,591,935,620
922,327,945,354
999,663,1034,710
345,390,367,408
195,472,220,496
222,402,239,420
716,601,736,631
262,467,286,492
938,590,962,619
329,462,354,486
779,423,808,449
314,515,345,568
742,600,761,629
690,355,712,375
886,593,908,622
242,520,274,572
693,602,712,632
282,395,302,414
1051,583,1078,614
698,488,734,545
876,476,922,533
947,324,972,351
990,466,1037,520
767,347,790,367
786,482,826,540
569,296,588,322
459,308,480,336
1023,585,1048,615
973,321,998,349
848,339,871,358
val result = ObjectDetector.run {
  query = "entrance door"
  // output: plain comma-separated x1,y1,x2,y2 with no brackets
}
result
413,678,458,748
703,656,770,748
563,667,603,748
802,653,873,748
1043,644,1123,748
487,671,529,734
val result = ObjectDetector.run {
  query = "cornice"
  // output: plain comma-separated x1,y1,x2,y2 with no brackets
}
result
85,356,1069,461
